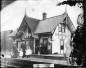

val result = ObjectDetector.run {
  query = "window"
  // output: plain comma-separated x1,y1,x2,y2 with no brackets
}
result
61,45,64,50
60,40,64,54
58,23,65,33
58,24,62,32
60,40,64,50
62,25,65,32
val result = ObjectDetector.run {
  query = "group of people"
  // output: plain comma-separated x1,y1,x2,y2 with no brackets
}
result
19,43,32,58
11,42,32,58
19,48,32,58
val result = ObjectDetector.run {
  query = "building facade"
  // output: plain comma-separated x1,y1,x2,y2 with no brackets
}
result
35,12,75,57
9,15,40,54
10,12,75,57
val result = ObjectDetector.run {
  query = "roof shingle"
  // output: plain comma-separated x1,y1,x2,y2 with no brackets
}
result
35,12,75,34
18,15,40,33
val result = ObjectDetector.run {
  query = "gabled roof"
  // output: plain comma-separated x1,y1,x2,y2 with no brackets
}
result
18,15,40,33
66,14,75,33
35,12,75,34
9,15,40,38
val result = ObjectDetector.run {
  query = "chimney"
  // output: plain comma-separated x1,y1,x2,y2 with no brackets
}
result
43,12,47,20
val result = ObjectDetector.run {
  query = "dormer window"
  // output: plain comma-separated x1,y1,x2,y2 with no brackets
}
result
58,23,65,33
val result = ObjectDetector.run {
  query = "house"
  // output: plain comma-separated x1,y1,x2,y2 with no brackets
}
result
35,12,75,56
9,15,40,54
17,15,40,54
9,12,75,57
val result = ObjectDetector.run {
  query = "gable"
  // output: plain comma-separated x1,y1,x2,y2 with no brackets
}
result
66,15,75,33
12,15,40,38
25,16,40,33
18,15,40,33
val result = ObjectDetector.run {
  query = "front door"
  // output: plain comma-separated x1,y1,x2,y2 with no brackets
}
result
41,37,51,54
35,39,39,54
42,38,48,54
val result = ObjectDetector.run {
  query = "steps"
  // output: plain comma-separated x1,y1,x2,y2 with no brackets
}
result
28,54,67,60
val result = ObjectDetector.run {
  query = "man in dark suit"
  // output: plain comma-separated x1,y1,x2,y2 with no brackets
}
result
21,42,26,58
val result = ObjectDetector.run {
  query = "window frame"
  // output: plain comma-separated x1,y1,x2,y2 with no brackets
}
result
60,39,64,54
58,23,65,33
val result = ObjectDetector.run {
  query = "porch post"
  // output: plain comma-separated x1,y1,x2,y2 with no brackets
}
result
16,41,18,48
51,35,52,54
33,38,35,54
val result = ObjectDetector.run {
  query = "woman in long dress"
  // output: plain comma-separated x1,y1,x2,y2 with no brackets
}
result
25,48,32,58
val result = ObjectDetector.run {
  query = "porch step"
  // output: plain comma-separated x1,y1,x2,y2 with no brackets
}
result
29,54,66,60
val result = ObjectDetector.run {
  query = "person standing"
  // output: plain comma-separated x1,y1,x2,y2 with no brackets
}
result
21,42,26,58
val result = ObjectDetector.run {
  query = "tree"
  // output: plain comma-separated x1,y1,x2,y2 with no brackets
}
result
12,44,19,58
57,0,83,7
72,23,85,66
57,0,86,66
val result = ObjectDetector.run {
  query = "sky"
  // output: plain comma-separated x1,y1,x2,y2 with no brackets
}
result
1,0,83,31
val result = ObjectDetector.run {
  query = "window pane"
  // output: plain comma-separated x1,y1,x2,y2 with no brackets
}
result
61,24,65,32
62,28,65,32
60,46,64,50
61,50,64,54
58,23,66,32
60,40,64,45
60,40,64,52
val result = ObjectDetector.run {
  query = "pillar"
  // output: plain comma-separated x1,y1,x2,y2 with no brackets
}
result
33,38,35,54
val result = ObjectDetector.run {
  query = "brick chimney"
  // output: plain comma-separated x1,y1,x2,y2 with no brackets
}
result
43,12,47,20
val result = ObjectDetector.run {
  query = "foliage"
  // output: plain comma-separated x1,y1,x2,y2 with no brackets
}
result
72,23,85,66
12,45,19,58
57,0,85,66
57,0,83,7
